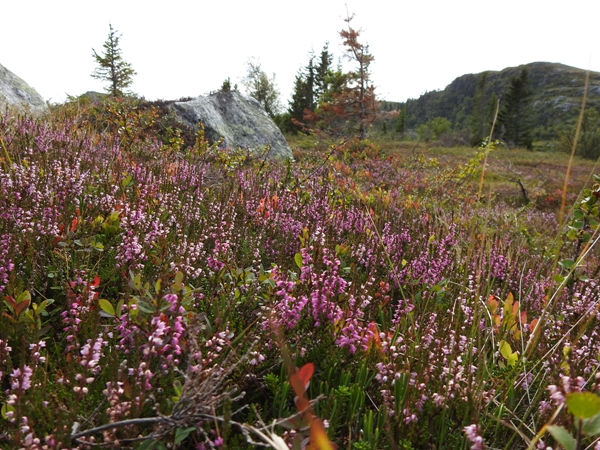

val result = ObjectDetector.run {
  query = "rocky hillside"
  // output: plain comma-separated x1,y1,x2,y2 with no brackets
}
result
0,62,48,115
400,62,600,139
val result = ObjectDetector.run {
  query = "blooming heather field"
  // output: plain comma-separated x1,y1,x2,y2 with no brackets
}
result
1,104,600,450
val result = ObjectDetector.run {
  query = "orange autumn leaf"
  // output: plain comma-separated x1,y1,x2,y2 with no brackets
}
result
309,418,337,450
512,301,520,316
366,322,383,354
530,318,539,333
297,362,314,390
487,295,498,314
520,311,528,325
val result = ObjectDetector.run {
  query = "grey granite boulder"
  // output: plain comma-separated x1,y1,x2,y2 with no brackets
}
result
0,63,48,115
171,90,292,159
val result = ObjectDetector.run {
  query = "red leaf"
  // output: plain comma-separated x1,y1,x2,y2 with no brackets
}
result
14,300,30,317
4,295,17,309
295,396,310,412
90,275,101,289
298,363,314,390
290,373,305,399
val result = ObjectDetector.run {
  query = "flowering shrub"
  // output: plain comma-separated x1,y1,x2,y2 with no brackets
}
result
0,109,599,449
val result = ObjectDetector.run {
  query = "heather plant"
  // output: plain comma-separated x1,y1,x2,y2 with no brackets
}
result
1,103,600,450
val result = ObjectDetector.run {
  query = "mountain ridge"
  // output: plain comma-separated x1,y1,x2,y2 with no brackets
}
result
385,62,600,140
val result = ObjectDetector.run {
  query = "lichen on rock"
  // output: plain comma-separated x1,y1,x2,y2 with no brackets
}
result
0,63,48,115
171,90,292,160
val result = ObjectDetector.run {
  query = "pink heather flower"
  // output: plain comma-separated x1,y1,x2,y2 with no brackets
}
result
464,424,486,450
11,366,33,391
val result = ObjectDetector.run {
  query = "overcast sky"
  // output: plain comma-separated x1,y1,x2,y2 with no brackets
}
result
2,1,599,107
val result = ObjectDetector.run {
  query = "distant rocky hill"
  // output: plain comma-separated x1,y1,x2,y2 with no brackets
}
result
395,62,600,139
0,63,47,115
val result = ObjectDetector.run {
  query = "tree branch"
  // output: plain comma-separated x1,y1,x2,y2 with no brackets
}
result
70,417,165,441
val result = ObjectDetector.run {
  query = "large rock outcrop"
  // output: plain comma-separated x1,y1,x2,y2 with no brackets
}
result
171,90,292,159
0,63,48,115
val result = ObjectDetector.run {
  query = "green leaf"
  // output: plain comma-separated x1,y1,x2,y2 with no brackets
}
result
38,325,52,337
137,302,154,314
1,403,15,420
174,271,184,290
573,219,585,230
99,299,115,317
499,340,518,367
173,379,183,397
132,273,142,290
116,299,124,317
553,274,565,283
546,425,576,450
17,290,31,303
499,340,513,359
137,439,158,450
559,259,576,270
573,209,585,220
582,412,600,435
294,252,303,269
35,300,48,316
174,427,197,444
566,392,600,419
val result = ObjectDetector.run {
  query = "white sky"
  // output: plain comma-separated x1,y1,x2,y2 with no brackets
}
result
2,1,599,106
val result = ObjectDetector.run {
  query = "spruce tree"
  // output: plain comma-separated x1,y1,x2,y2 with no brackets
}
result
287,45,332,133
314,43,333,103
497,68,533,149
91,24,136,97
287,70,313,132
394,107,406,136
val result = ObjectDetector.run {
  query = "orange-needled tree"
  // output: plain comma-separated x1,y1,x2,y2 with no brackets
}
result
306,12,377,139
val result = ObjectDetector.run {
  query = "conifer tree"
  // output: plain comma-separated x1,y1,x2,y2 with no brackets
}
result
307,12,377,139
287,44,333,133
91,24,136,97
394,107,406,136
497,68,533,149
287,68,313,132
242,58,281,118
314,43,333,102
